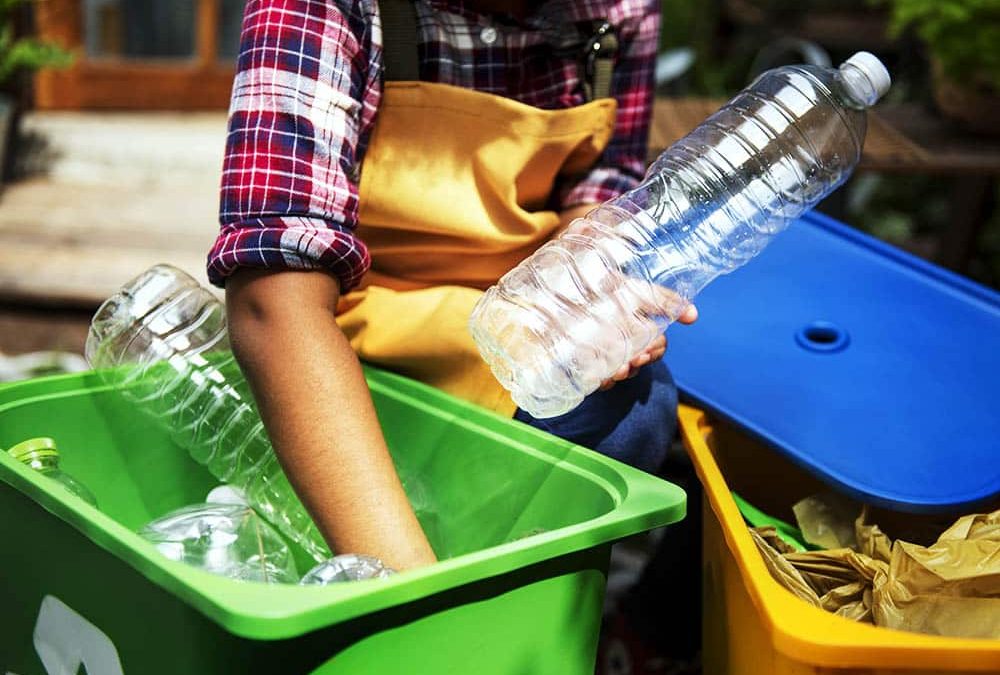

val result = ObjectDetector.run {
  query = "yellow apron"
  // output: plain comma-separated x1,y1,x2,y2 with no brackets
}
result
337,81,616,415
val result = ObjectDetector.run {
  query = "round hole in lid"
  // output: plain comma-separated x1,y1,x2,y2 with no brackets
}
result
795,321,850,353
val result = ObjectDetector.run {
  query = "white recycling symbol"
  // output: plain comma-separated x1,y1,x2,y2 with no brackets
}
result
21,595,124,675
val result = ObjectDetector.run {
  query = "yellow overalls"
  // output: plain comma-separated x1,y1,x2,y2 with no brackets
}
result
336,5,617,416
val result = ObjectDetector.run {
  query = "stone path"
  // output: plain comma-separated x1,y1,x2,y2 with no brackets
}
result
0,112,227,307
0,112,227,356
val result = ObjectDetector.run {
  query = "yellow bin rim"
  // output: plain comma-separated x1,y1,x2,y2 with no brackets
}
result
678,404,1000,672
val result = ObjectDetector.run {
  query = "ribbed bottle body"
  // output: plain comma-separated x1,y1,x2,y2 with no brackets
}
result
616,65,865,291
86,265,330,563
471,62,877,419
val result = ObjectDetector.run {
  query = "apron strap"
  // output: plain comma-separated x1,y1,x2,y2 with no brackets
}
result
583,21,618,101
380,0,420,82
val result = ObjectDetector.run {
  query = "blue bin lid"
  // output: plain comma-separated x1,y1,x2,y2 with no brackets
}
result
666,211,1000,513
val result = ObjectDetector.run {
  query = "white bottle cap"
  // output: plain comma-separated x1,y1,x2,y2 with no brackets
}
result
844,51,891,101
205,485,248,505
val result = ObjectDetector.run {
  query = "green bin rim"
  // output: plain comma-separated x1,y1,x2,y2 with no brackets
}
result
0,367,685,640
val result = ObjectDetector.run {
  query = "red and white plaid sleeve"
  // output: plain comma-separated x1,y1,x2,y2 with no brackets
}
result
207,0,381,291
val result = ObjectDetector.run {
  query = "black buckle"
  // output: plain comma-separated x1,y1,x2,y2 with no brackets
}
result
582,21,617,100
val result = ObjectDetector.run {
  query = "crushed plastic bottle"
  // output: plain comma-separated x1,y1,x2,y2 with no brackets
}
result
470,52,891,418
139,503,299,584
85,264,330,563
8,437,98,507
299,554,395,585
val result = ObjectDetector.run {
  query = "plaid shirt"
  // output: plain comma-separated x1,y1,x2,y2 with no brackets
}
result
209,0,660,290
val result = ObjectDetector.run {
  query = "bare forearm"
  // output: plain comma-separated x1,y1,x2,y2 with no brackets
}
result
226,269,436,570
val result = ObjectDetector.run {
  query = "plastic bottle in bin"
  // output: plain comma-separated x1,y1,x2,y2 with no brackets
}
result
8,437,99,507
299,553,395,586
139,502,300,584
470,52,891,419
84,264,331,563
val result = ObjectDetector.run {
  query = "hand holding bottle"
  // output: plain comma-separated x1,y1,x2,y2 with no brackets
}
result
471,52,891,419
599,303,698,391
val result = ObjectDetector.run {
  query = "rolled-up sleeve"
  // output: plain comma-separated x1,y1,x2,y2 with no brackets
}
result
208,0,382,291
558,0,660,208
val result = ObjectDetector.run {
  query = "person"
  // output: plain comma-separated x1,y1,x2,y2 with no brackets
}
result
208,0,696,573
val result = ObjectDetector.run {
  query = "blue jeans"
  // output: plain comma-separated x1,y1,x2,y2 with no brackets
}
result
514,360,678,473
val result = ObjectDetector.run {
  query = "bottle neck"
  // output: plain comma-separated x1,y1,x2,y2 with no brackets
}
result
17,452,60,473
838,63,880,109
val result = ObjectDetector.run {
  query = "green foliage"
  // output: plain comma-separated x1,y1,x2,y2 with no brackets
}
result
0,0,73,87
878,0,1000,90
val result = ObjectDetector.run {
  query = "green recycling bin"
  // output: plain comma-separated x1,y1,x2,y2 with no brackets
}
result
0,366,685,674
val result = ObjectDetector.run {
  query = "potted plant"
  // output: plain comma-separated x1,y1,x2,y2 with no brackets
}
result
0,0,72,182
880,0,1000,135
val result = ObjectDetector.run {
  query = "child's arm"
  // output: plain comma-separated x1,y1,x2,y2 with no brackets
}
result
226,269,436,571
208,2,433,569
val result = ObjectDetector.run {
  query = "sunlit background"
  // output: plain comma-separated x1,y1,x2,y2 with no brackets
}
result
0,0,997,378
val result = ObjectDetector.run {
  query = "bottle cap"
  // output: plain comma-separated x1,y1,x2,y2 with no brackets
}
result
205,485,248,506
8,437,59,463
844,51,891,101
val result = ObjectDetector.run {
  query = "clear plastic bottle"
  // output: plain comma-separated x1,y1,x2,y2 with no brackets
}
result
470,52,891,419
85,265,331,563
8,437,99,507
139,502,299,584
299,553,395,585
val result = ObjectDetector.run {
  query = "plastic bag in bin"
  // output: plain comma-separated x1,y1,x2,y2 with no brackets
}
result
750,507,1000,638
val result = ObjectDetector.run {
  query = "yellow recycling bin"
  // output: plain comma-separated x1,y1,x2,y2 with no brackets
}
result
678,404,1000,675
